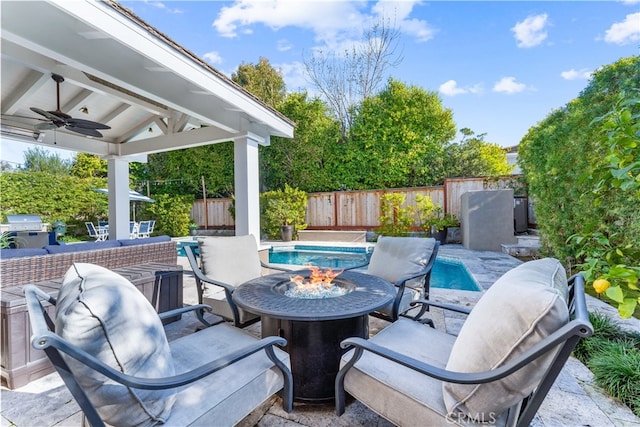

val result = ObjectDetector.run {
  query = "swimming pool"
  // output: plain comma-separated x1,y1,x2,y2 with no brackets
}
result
268,245,481,292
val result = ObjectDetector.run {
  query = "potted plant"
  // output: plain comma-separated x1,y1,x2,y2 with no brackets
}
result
188,222,198,236
261,184,307,241
415,195,458,244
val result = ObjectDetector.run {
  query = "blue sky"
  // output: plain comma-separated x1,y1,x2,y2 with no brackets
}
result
2,0,639,165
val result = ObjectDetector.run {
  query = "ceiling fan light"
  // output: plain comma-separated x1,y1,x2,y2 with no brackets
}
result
79,106,89,114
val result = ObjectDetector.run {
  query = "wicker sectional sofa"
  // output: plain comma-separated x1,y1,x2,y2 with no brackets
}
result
1,236,183,389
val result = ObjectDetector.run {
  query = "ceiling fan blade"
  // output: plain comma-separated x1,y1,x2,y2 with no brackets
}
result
30,107,63,122
66,117,111,130
65,126,103,137
35,122,59,130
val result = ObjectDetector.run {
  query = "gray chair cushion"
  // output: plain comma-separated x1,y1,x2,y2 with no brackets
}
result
55,263,176,426
197,235,262,290
166,323,290,426
443,258,569,421
366,236,436,287
342,318,511,426
197,235,262,323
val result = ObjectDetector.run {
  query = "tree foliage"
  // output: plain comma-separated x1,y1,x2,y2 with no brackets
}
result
70,153,107,178
232,57,286,109
0,170,108,235
304,19,402,136
444,129,513,178
260,184,307,239
261,91,342,192
337,79,456,189
22,146,71,174
143,193,194,237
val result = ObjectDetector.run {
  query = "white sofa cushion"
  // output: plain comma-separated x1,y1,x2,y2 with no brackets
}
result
55,263,176,427
443,258,569,421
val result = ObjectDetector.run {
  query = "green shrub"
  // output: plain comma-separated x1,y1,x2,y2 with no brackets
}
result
588,340,640,416
573,312,640,417
143,194,194,237
378,193,414,237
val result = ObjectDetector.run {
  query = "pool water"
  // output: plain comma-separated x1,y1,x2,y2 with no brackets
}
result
177,242,480,292
269,245,372,270
268,245,480,292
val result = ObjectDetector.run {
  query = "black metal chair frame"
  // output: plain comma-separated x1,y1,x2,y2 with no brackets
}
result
184,244,290,328
347,240,440,322
24,285,294,427
335,274,593,427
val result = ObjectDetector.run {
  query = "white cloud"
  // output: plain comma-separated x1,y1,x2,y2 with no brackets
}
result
560,68,592,80
493,77,527,94
618,0,640,4
511,14,549,48
604,12,640,45
213,0,434,45
278,61,308,92
439,80,483,96
143,1,183,14
203,51,223,65
277,39,293,52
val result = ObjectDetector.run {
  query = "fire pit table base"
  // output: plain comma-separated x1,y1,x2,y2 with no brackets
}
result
262,315,368,403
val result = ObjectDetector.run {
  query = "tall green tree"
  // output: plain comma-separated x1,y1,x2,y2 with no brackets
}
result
261,92,342,192
444,129,513,178
22,146,70,174
232,57,286,108
337,79,456,189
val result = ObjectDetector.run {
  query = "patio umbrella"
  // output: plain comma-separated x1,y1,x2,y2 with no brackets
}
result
93,188,154,221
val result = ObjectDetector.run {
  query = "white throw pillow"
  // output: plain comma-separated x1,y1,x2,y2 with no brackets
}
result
55,263,176,427
443,258,569,421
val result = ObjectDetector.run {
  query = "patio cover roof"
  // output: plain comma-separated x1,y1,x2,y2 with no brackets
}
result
1,0,295,239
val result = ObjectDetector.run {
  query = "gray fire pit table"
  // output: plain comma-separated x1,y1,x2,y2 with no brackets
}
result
233,269,395,403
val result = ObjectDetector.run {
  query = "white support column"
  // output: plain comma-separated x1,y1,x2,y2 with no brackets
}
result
234,134,262,239
107,158,131,240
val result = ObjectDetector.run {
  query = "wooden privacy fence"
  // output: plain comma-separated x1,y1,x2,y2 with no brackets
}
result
191,176,524,230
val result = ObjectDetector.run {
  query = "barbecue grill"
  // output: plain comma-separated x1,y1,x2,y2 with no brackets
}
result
2,215,53,248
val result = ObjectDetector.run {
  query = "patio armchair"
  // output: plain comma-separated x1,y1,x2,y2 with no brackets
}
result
84,222,107,241
185,234,291,328
137,220,151,238
335,258,593,427
347,236,439,322
24,263,293,427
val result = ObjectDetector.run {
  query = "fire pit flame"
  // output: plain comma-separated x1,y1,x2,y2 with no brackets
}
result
285,265,347,299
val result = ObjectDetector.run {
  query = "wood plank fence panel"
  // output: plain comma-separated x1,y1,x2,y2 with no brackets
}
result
191,176,522,229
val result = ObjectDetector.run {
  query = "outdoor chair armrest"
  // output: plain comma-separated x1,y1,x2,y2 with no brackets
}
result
158,304,220,327
260,261,293,272
408,298,473,315
32,329,291,394
344,261,370,271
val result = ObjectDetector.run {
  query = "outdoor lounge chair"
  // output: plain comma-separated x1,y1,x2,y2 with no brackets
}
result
137,220,151,238
24,263,293,427
335,258,593,427
85,222,107,241
185,234,291,328
347,236,439,322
